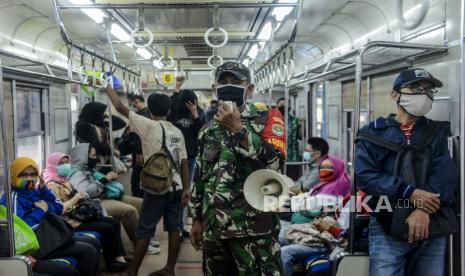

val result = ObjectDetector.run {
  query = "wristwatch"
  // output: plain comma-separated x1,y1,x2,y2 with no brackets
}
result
232,128,248,141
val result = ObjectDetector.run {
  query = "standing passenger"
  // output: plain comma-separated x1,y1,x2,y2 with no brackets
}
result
355,68,458,276
277,98,303,181
168,76,205,239
189,62,284,275
105,87,190,276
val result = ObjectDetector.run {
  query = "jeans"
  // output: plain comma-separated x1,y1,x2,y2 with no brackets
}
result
279,220,291,246
369,216,447,276
281,244,328,276
178,158,196,231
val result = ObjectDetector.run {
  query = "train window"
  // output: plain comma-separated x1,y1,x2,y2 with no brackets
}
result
315,83,324,137
71,95,78,145
16,136,43,170
16,89,41,135
14,86,46,170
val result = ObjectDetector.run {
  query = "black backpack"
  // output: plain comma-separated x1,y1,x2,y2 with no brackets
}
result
356,121,458,240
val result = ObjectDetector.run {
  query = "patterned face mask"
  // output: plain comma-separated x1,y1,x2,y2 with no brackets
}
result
319,169,334,182
14,178,37,190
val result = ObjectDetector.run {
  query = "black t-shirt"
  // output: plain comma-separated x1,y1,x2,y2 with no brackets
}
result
168,93,204,159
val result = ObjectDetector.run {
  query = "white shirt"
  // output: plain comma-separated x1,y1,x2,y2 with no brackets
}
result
129,111,187,193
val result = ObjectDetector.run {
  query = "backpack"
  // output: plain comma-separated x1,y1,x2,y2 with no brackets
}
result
356,121,459,240
140,124,178,194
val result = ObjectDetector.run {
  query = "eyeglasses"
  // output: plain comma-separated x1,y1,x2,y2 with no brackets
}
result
403,85,438,97
18,172,39,178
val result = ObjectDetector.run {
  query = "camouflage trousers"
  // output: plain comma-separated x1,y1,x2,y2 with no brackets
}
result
203,234,283,276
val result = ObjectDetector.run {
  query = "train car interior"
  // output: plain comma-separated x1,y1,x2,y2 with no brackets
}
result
0,0,464,275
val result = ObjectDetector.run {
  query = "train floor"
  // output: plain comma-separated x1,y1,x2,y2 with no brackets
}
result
99,220,203,276
100,170,203,276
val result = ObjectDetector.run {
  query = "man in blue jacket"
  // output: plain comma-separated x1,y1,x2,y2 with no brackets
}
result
355,68,458,276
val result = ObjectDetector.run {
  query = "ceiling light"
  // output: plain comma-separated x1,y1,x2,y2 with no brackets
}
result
69,0,106,24
136,48,152,59
247,44,259,59
257,22,273,40
153,59,162,69
272,0,296,22
110,23,130,41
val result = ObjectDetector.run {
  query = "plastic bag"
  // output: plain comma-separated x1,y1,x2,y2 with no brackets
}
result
0,205,40,255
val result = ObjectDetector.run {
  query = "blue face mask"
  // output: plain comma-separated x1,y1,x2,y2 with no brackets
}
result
57,163,72,177
303,151,312,162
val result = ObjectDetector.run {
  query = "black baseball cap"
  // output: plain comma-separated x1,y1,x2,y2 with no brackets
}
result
214,61,251,82
393,68,443,90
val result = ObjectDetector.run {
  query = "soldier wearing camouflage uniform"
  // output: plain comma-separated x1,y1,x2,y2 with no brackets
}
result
189,62,284,276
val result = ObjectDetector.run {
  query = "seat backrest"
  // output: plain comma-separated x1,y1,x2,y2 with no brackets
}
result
334,254,369,276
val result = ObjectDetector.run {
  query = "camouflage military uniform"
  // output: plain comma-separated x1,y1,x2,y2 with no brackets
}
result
189,102,283,276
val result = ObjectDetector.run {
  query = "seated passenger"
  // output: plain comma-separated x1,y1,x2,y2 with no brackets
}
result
75,102,126,170
0,157,99,276
43,152,129,272
292,137,329,194
67,143,142,245
309,155,350,197
281,192,369,276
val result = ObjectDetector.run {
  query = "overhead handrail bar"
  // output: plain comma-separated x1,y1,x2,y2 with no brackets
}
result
288,41,448,88
51,0,139,77
254,0,303,77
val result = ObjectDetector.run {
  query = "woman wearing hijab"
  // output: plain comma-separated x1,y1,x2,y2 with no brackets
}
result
67,143,142,246
309,156,351,197
0,157,99,276
75,102,126,167
44,152,129,272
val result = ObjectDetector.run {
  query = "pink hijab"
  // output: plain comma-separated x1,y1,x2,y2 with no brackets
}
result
310,155,351,196
43,152,70,184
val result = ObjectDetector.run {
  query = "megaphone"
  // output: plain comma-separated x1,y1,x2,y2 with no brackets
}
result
244,169,292,212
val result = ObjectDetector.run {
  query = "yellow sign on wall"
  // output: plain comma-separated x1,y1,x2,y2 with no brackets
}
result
161,72,175,85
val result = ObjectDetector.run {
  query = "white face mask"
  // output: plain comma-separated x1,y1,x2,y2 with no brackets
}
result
398,93,433,117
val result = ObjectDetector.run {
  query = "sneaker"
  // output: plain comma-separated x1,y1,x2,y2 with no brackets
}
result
146,244,161,255
150,239,160,247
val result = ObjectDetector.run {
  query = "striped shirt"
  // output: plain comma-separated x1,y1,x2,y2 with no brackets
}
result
400,123,415,143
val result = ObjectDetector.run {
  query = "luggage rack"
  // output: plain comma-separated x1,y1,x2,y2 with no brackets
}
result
0,48,77,83
289,41,449,87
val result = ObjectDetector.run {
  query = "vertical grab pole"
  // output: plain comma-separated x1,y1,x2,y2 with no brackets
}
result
67,46,74,148
447,137,455,276
459,0,465,274
348,47,365,254
0,58,15,256
104,22,117,169
284,82,290,175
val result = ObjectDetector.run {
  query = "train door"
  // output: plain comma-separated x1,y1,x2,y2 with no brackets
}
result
342,110,368,173
13,84,49,170
342,80,368,172
312,82,325,138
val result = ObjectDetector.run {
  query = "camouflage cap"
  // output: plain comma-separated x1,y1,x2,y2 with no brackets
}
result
214,61,251,82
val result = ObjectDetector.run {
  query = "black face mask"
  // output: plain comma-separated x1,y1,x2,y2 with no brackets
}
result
216,84,247,108
278,106,285,115
88,157,98,169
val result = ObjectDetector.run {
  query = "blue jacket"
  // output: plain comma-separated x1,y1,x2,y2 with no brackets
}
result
0,186,63,230
355,114,458,207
